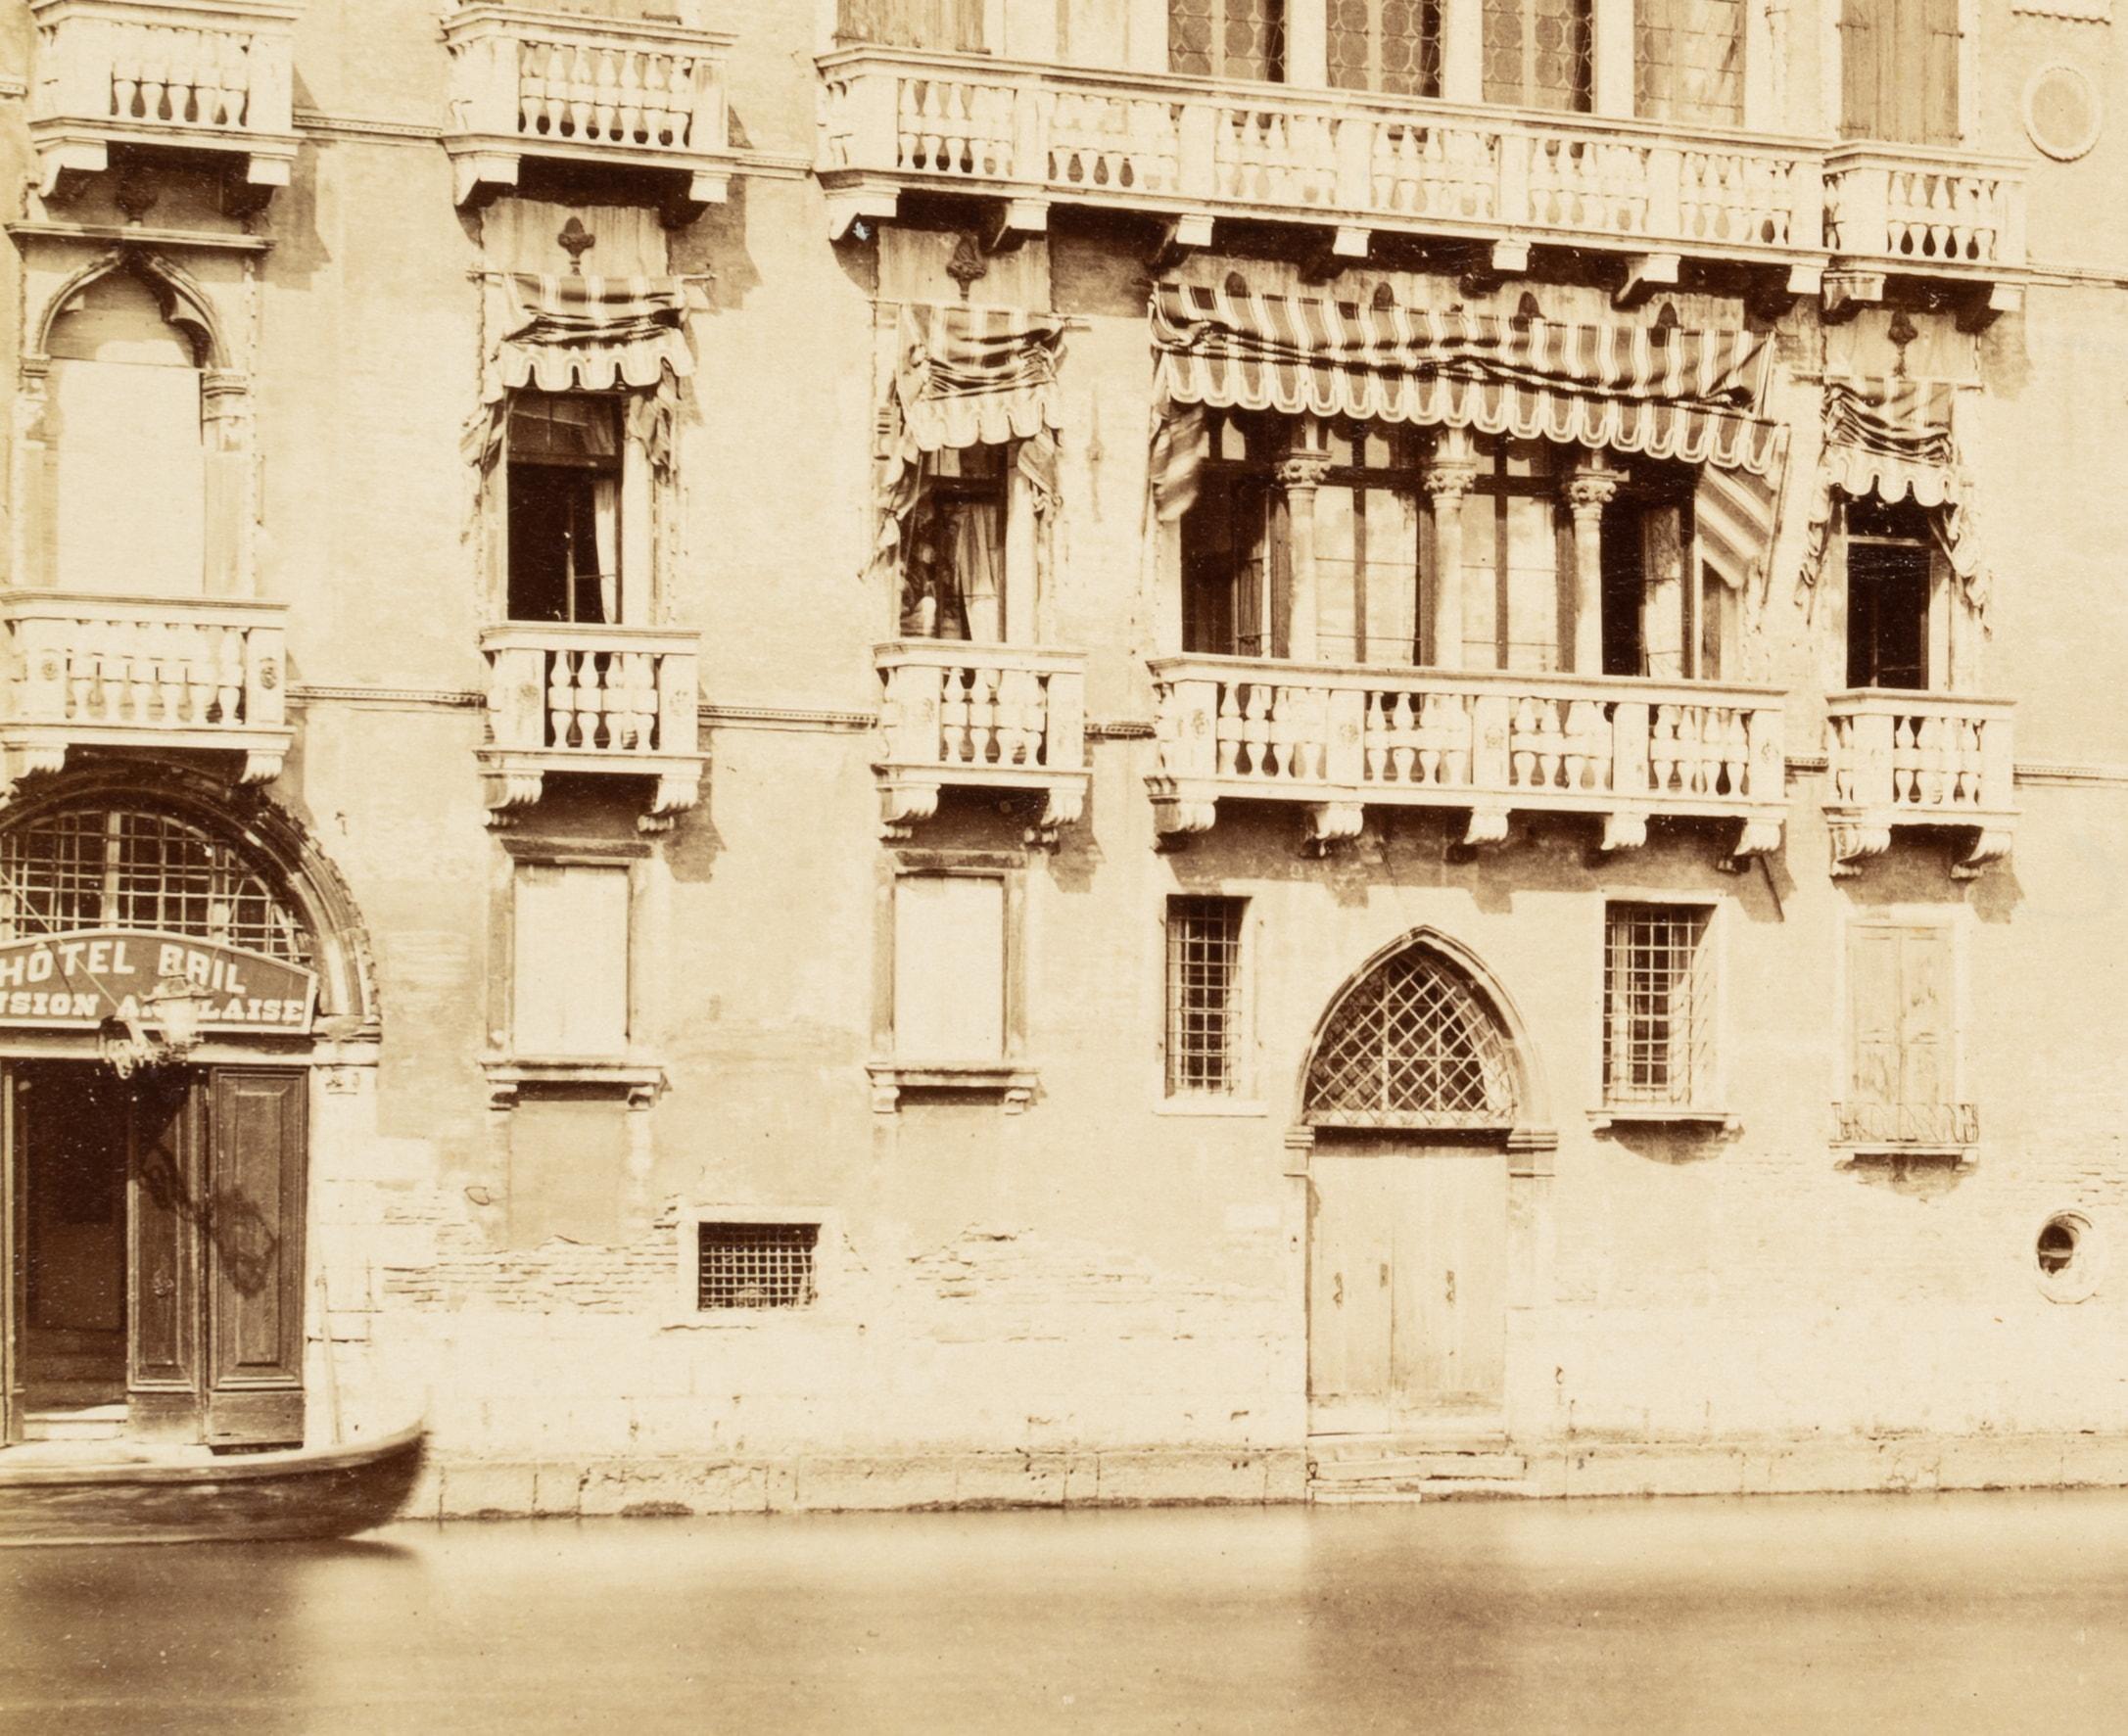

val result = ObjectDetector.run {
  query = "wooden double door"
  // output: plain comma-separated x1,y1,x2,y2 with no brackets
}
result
2,1063,307,1449
1307,1145,1508,1435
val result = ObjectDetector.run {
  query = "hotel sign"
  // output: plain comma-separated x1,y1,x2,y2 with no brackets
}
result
0,930,318,1033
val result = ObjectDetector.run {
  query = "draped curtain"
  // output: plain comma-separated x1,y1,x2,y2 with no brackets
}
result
873,303,1067,605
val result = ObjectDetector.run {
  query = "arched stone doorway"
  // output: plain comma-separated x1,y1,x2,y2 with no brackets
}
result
0,775,374,1452
1299,932,1539,1438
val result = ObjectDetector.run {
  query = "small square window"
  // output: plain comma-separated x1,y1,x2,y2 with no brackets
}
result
1166,896,1247,1097
1602,904,1714,1107
696,1222,819,1311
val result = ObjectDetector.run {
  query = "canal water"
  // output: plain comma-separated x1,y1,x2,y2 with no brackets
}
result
5,1489,2124,1734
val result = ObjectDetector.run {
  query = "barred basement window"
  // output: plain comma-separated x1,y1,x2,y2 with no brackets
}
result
696,1222,819,1311
1602,904,1715,1107
1166,896,1246,1097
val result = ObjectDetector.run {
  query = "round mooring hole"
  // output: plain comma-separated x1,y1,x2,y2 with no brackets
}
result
2035,1211,2102,1302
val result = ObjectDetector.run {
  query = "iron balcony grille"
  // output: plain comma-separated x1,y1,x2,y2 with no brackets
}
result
0,808,307,962
1304,950,1516,1129
1166,896,1245,1097
696,1222,819,1311
1833,1101,1980,1147
1602,903,1715,1107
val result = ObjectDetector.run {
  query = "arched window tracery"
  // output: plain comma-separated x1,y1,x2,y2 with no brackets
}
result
1304,946,1518,1129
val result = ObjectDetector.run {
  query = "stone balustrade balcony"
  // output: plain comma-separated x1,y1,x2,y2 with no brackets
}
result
818,48,2033,308
442,4,740,219
0,590,292,793
28,0,300,206
1823,689,2015,878
478,623,704,832
1148,656,1786,860
818,47,1831,289
874,641,1089,843
1822,145,2028,318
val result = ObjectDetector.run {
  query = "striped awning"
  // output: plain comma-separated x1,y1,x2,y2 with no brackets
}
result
890,302,1065,456
1150,282,1784,478
1803,376,1985,608
485,273,693,400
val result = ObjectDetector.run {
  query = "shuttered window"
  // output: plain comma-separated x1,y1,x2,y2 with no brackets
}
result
1839,0,1960,146
1844,923,1959,1142
893,873,1006,1060
513,863,630,1056
835,0,986,50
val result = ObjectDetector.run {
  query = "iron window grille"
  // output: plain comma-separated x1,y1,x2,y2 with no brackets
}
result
1166,896,1247,1097
1602,904,1715,1107
696,1222,819,1311
0,808,307,962
1304,949,1517,1129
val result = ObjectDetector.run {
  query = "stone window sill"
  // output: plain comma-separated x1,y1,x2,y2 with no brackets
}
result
868,1060,1038,1113
1156,1096,1268,1118
1589,1106,1739,1134
484,1056,667,1108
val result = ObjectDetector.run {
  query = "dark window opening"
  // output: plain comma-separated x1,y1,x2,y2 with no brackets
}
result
1846,501,1930,689
507,395,621,625
1182,411,1279,658
2037,1220,2078,1276
1600,499,1648,678
902,444,1008,641
696,1222,819,1311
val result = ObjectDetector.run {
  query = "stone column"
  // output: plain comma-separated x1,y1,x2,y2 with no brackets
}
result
1286,0,1330,86
1591,0,1636,119
1563,461,1624,677
1278,446,1334,664
1439,0,1484,102
1424,432,1481,671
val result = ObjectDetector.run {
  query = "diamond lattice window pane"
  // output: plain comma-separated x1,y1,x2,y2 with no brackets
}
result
1304,951,1516,1128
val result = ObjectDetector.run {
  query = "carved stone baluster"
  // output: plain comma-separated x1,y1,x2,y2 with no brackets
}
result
1389,691,1418,785
544,648,572,748
1649,704,1679,795
938,664,972,765
1892,715,1920,807
615,49,646,145
1215,683,1243,778
71,621,101,724
1363,692,1388,784
1415,691,1445,785
1240,683,1272,779
590,44,619,142
113,27,145,120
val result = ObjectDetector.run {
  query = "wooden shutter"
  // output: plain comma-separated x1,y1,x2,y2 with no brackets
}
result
204,1068,306,1447
1896,925,1955,1108
1847,924,1903,1111
514,863,631,1057
2,1069,23,1445
894,874,1006,1060
126,1071,205,1441
1837,0,1881,139
1919,0,1960,146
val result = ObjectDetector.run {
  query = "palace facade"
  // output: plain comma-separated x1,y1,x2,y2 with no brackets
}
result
1,0,2125,1511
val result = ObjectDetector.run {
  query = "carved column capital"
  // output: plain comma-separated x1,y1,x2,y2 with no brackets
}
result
1423,459,1481,502
1563,467,1625,517
1276,454,1334,493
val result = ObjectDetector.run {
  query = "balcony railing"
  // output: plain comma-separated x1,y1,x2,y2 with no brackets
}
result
1149,656,1785,856
479,623,704,831
443,4,739,215
1823,690,2015,878
0,590,292,791
1833,1100,1979,1151
874,641,1089,842
28,0,300,203
1823,145,2027,275
819,48,1826,272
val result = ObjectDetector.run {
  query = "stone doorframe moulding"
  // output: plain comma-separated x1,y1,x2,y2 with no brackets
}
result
1285,924,1559,1341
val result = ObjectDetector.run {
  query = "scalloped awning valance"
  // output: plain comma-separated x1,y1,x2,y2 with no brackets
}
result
484,273,693,400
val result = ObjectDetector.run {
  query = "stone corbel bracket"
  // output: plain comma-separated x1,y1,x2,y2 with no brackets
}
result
477,753,704,834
